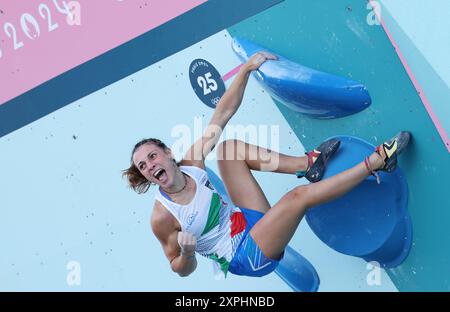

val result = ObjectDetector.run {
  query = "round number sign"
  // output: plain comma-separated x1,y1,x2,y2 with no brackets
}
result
189,59,225,109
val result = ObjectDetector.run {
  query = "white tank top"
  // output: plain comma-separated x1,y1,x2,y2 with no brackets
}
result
154,166,245,278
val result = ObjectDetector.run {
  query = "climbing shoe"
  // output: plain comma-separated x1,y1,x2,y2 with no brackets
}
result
296,138,341,183
364,131,411,184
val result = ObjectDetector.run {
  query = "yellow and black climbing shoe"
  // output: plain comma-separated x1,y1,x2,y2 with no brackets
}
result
376,131,411,173
365,131,411,184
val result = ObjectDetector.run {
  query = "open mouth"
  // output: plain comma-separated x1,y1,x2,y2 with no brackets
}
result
153,168,166,181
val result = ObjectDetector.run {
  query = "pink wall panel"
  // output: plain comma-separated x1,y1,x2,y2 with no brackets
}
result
0,0,206,105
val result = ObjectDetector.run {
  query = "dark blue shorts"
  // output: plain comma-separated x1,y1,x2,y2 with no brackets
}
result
228,207,284,277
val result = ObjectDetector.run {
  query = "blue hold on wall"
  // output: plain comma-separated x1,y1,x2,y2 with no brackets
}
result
305,136,412,268
231,37,372,119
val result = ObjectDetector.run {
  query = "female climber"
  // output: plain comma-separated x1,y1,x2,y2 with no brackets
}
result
123,51,411,278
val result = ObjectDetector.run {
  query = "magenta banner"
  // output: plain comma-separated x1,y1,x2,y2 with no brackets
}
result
0,0,206,105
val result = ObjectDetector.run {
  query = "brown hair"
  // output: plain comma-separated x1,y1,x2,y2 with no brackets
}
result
122,138,172,194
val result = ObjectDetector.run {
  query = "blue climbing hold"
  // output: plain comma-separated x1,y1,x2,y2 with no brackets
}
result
275,246,320,292
231,37,372,119
305,136,413,268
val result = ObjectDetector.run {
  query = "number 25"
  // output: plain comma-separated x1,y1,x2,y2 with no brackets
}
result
197,72,218,95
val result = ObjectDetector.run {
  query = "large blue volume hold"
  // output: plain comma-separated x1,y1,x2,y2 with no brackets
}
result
231,37,372,119
305,136,412,268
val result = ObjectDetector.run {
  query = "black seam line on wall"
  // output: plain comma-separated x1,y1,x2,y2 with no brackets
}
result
0,0,283,138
